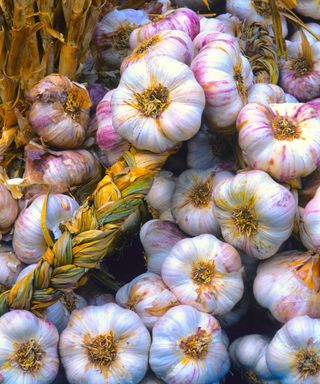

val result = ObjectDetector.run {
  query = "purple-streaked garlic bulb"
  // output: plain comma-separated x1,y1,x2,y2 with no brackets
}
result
300,186,320,252
96,90,130,167
0,184,18,240
193,30,238,54
121,29,194,73
295,0,320,19
200,13,240,35
28,74,91,149
140,219,186,274
0,244,23,287
93,9,150,70
116,272,179,329
130,8,200,47
13,194,79,264
247,83,285,105
237,103,320,181
86,83,108,115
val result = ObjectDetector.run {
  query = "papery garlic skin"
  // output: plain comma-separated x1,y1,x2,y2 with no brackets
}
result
295,0,320,19
28,74,91,149
0,310,59,383
150,305,230,384
122,30,194,73
200,13,239,35
237,103,320,181
0,244,23,287
291,24,320,45
266,316,320,382
230,335,277,384
191,39,254,132
247,84,285,106
280,41,320,101
116,272,179,329
60,303,151,384
140,219,185,274
88,293,115,306
129,8,200,46
254,251,320,323
172,169,233,236
96,89,130,167
112,56,205,153
0,184,18,239
193,31,239,54
93,9,150,70
162,234,244,314
300,186,320,251
213,170,296,259
284,93,298,103
13,194,79,264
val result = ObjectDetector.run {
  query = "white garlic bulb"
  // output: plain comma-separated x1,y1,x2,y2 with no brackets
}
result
291,24,320,45
0,184,18,239
140,219,185,274
254,251,320,323
266,316,320,382
230,334,277,384
0,310,59,383
216,291,250,328
213,170,296,259
112,55,205,153
247,84,285,106
200,13,239,35
116,272,179,329
0,244,23,287
172,169,233,236
295,0,320,19
13,194,79,264
161,234,244,314
150,305,230,384
60,303,151,384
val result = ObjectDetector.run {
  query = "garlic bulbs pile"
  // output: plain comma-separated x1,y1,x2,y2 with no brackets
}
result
60,303,151,384
0,310,59,383
150,305,230,384
0,184,18,239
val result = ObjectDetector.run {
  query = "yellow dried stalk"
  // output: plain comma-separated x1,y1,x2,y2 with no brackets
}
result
0,147,171,315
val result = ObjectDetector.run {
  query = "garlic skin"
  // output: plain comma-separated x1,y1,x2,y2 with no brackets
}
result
280,41,320,101
112,55,205,153
87,83,108,115
150,305,230,384
295,0,320,19
140,219,185,274
162,234,244,314
0,310,59,383
200,13,239,35
129,8,200,46
88,293,115,306
0,244,23,287
28,74,91,149
237,103,320,181
96,89,130,167
0,184,18,239
254,251,320,323
191,39,254,132
291,24,320,45
143,0,172,14
116,272,179,329
13,194,79,264
93,9,150,70
300,186,320,251
284,93,298,103
230,335,277,384
213,170,296,259
247,84,285,106
216,291,250,329
121,30,194,74
60,303,151,384
172,169,233,236
193,30,239,54
146,171,176,218
266,316,320,382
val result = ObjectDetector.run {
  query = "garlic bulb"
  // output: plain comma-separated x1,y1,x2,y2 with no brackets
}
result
146,171,176,218
116,272,179,329
284,93,298,103
140,219,185,274
300,186,320,251
13,194,79,264
213,170,296,259
129,8,200,46
230,335,277,384
266,316,320,382
238,103,320,181
161,234,244,314
247,84,285,105
96,89,130,167
200,13,239,35
24,143,102,196
0,310,59,383
226,0,288,37
280,40,320,101
291,24,320,45
216,291,250,328
150,305,230,384
0,244,23,287
60,303,151,384
295,0,320,19
93,9,150,70
193,30,239,54
254,250,320,322
0,184,18,239
187,124,237,171
191,39,254,132
28,74,91,149
121,30,194,73
143,0,172,14
112,55,205,153
172,169,233,236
